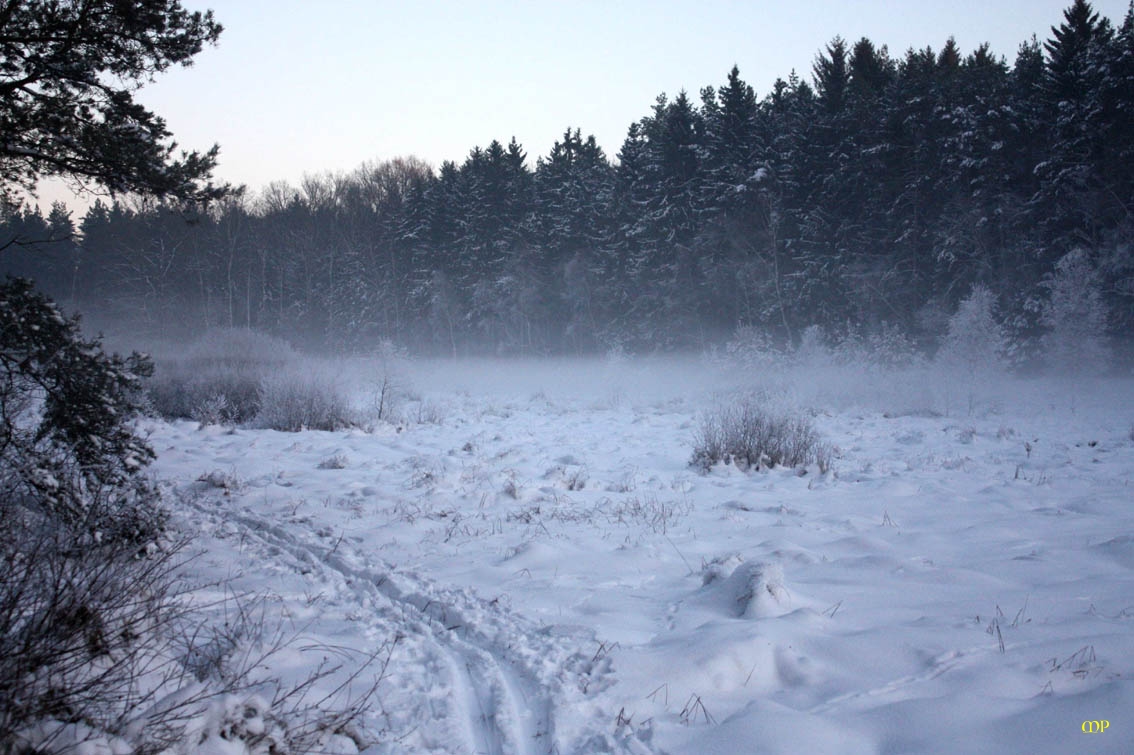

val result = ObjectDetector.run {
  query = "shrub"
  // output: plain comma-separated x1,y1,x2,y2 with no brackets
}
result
256,368,354,432
0,522,187,752
360,338,412,425
833,322,923,369
0,525,382,754
146,328,298,425
147,329,371,432
793,324,834,368
723,325,785,370
369,371,404,424
147,360,264,424
692,397,829,472
164,591,383,755
0,278,174,750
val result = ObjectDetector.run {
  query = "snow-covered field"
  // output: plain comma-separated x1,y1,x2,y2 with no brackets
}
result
150,357,1134,754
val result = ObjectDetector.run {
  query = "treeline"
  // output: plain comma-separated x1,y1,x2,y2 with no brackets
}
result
4,0,1133,356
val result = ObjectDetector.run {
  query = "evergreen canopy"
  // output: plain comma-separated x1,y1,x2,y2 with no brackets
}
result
0,0,226,204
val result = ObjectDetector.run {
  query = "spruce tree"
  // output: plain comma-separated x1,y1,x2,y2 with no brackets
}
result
1035,0,1115,252
813,37,850,114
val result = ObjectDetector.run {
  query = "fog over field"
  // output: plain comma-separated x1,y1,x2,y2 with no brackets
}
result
3,273,1132,753
130,343,1134,753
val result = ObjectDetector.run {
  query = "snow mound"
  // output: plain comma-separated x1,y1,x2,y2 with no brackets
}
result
714,560,789,619
1092,535,1134,569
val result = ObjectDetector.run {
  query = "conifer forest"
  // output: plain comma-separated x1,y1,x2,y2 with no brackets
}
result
4,1,1133,359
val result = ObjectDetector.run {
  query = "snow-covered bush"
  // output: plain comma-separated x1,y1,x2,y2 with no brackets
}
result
691,397,830,472
937,284,1009,376
717,561,788,619
256,367,354,432
148,361,263,424
793,324,834,368
935,284,1011,414
149,329,383,432
1,542,380,754
1040,249,1110,375
318,453,350,470
146,327,298,425
724,325,786,371
832,322,923,370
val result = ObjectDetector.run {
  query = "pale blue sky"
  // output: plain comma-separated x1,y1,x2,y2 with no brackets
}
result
37,0,1134,210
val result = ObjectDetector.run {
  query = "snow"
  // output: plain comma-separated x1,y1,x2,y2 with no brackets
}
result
148,357,1134,753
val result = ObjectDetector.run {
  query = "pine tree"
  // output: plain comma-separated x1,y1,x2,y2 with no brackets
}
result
764,72,842,334
0,277,159,536
848,37,894,100
932,43,1020,296
938,37,963,70
697,66,768,335
620,91,707,346
1045,0,1107,102
702,65,761,187
1094,4,1134,334
0,0,227,204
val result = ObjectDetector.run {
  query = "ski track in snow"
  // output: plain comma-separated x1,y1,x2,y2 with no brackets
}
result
184,493,566,754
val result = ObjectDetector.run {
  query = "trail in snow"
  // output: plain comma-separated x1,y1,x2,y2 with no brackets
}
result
181,490,626,754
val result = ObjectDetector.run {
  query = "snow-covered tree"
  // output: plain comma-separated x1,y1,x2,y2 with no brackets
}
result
1040,248,1110,374
937,283,1009,377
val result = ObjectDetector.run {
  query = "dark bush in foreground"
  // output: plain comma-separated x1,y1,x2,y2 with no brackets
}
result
0,522,186,752
0,516,382,754
692,398,830,473
0,278,170,749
